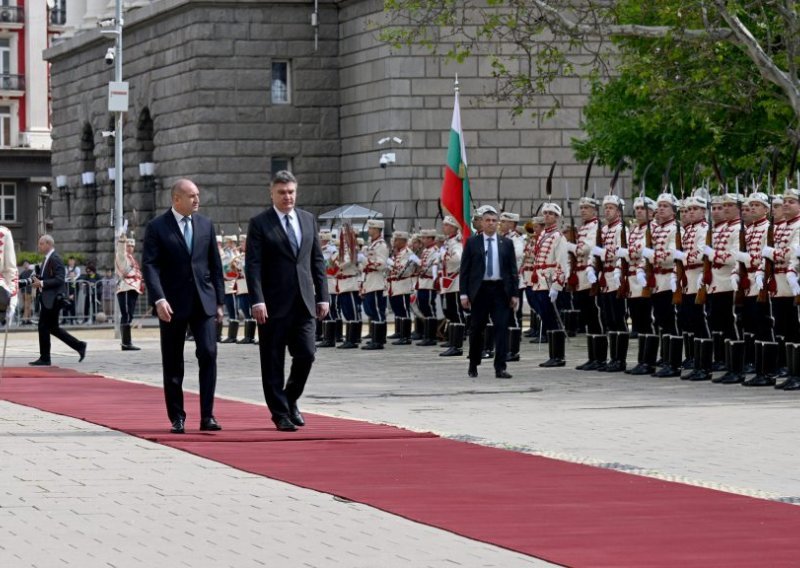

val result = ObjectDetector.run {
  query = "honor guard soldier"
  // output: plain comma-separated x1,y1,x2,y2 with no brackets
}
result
529,203,568,367
439,215,466,356
115,233,144,350
624,196,659,375
674,191,711,380
520,216,544,341
500,211,525,361
702,193,740,373
361,219,390,350
589,195,628,371
220,235,240,343
415,229,440,346
0,224,18,324
317,229,340,347
750,187,800,388
387,231,419,345
333,226,364,349
642,192,681,376
234,234,257,344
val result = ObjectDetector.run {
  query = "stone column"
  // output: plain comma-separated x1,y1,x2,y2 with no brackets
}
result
23,0,52,149
81,0,106,29
64,0,86,37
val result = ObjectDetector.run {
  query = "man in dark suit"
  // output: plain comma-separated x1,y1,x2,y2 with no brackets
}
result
29,235,87,366
245,171,330,431
459,207,519,379
142,179,225,434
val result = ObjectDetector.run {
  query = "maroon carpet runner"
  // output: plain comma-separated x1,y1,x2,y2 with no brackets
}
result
3,367,799,567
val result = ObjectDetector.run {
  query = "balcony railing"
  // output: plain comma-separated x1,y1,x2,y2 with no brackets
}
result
0,75,24,91
50,8,66,26
0,6,23,24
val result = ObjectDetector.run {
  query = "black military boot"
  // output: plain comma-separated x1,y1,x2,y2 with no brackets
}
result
440,323,464,356
775,343,797,389
604,332,629,372
440,321,452,348
121,324,141,351
779,344,800,390
410,317,424,341
682,338,704,380
317,320,336,347
599,332,619,372
743,341,778,386
685,338,713,381
576,334,596,370
237,320,257,344
315,319,323,342
710,331,726,372
743,332,756,374
539,329,566,367
482,323,495,359
654,335,682,377
362,321,387,350
652,334,670,374
391,317,412,345
626,334,647,374
586,334,608,371
216,321,223,343
337,321,359,349
776,336,788,378
717,340,746,384
417,317,438,346
221,320,239,343
564,309,580,337
506,327,522,362
681,332,695,370
629,334,659,375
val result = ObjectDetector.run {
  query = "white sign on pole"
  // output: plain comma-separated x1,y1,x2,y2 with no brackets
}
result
108,81,129,112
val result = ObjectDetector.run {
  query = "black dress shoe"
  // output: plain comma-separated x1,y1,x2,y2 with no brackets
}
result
77,342,87,362
780,377,800,390
200,417,222,431
170,418,185,434
539,358,566,368
28,358,51,366
467,365,478,378
506,353,520,362
289,408,305,427
495,370,512,379
273,416,298,431
439,347,463,357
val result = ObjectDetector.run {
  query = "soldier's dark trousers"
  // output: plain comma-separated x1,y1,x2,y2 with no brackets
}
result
389,294,411,319
773,296,800,343
628,297,654,334
363,290,387,322
708,291,736,338
573,288,602,334
116,290,139,326
338,291,361,321
324,294,339,321
442,292,465,324
678,293,708,338
651,290,678,336
416,289,437,318
528,289,558,334
599,291,627,332
742,296,772,341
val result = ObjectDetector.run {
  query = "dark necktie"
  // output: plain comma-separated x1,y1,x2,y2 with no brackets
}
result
285,214,299,255
486,237,494,278
182,216,193,253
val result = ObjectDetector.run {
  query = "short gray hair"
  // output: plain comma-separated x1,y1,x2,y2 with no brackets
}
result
271,170,297,186
39,234,55,246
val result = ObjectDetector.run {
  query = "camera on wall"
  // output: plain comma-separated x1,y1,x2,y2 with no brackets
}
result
379,152,396,169
105,47,116,65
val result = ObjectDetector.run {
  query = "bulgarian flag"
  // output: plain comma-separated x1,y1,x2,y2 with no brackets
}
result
441,89,472,237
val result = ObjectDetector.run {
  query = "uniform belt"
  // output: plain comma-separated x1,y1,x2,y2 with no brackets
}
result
533,263,557,269
684,263,702,270
603,266,616,273
653,268,673,274
575,265,589,270
775,268,795,274
336,274,359,279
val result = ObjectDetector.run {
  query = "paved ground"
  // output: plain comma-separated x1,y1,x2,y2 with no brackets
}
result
2,324,799,566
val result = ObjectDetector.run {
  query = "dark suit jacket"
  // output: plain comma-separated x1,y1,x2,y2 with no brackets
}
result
141,209,225,320
244,206,329,319
38,252,67,310
459,232,517,303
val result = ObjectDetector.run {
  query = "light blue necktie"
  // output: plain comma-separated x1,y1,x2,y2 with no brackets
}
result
182,216,193,253
486,237,494,278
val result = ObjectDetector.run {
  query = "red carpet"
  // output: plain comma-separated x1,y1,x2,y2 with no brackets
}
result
3,367,800,567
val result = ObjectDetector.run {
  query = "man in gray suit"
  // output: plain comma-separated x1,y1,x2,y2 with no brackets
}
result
245,171,330,431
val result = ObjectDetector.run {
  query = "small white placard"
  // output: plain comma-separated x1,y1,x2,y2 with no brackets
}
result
108,81,129,112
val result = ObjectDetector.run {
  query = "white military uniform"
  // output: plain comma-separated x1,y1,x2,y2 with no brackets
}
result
681,219,708,295
650,218,678,294
439,233,462,294
0,225,18,316
387,246,417,296
707,219,738,294
530,225,567,292
362,236,390,294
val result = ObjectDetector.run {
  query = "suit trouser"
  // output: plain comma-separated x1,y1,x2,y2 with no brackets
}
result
573,289,602,334
257,296,316,419
37,303,83,360
468,281,510,372
628,297,654,334
158,294,218,423
599,291,627,332
652,290,678,336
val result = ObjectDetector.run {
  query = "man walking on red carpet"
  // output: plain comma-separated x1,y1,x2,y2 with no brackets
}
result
245,171,329,432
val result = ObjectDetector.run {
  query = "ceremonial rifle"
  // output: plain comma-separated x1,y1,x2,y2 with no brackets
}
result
758,192,776,303
639,163,654,299
565,180,578,292
613,162,629,300
663,158,685,305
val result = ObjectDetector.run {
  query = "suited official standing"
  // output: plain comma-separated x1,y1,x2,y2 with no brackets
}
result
142,179,225,434
245,171,330,432
460,207,519,379
29,234,87,366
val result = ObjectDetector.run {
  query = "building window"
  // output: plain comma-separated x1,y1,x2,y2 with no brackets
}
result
271,157,292,174
271,61,290,104
0,106,10,147
0,182,15,222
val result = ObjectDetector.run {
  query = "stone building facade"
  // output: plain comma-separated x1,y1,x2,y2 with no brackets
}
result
45,0,617,267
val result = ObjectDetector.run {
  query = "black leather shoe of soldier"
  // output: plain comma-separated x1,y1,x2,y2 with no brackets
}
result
467,365,478,378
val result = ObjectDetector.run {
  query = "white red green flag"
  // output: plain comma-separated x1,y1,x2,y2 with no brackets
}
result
440,90,472,237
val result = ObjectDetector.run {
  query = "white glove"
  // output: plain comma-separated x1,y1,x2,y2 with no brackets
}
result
789,273,800,296
586,267,598,284
641,247,655,260
615,247,629,260
564,242,577,254
702,245,714,259
408,253,421,265
611,269,621,288
733,251,750,264
754,273,764,291
672,249,686,262
762,246,774,260
431,265,439,280
548,288,559,302
591,245,605,258
696,273,704,289
386,258,395,268
357,253,366,263
669,274,677,293
730,273,739,290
